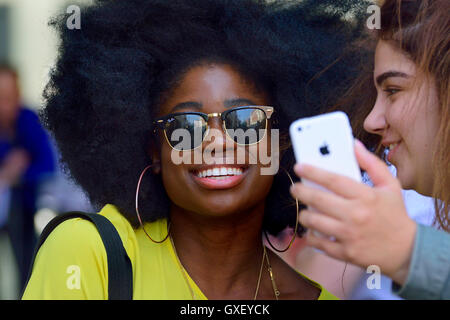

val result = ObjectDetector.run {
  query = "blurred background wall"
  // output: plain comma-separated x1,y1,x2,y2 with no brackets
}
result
0,0,92,109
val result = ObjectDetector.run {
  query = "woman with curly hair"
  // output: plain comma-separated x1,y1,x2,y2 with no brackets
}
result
291,0,450,299
23,0,364,300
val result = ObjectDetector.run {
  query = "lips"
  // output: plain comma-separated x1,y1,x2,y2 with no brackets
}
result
382,140,402,163
196,167,243,178
190,165,248,190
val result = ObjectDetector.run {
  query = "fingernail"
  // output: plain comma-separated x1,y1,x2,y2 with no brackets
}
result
354,139,367,151
290,183,301,194
290,183,296,194
294,164,304,174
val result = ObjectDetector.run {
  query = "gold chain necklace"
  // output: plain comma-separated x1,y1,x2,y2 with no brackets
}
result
254,246,280,300
265,246,280,300
169,235,280,300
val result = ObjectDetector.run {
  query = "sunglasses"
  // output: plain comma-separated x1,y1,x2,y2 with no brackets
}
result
153,106,274,151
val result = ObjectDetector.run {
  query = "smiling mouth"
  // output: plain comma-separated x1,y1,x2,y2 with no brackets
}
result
195,167,245,179
190,165,249,189
384,141,402,162
389,143,398,151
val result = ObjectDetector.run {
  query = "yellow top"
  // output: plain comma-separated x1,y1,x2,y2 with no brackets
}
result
23,204,338,300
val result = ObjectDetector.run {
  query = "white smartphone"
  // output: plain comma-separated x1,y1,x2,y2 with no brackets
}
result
289,111,362,193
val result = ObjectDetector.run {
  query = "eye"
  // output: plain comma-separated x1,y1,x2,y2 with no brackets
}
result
384,88,401,97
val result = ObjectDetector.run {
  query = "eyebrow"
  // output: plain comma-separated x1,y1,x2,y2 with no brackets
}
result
224,98,257,108
375,71,411,87
170,101,202,113
170,98,257,113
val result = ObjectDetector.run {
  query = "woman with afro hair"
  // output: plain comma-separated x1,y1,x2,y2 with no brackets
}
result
23,0,367,300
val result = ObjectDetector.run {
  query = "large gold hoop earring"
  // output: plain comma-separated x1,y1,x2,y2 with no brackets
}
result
135,165,170,243
264,167,299,253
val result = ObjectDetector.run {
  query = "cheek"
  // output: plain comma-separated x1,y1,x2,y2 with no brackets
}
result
159,145,187,194
254,174,274,198
242,167,275,202
385,106,411,139
160,160,195,212
253,129,278,163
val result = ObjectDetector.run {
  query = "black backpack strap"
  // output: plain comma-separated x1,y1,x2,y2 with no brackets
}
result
25,211,133,300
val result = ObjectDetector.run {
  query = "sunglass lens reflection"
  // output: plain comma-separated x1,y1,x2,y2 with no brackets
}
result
225,108,266,144
165,114,207,150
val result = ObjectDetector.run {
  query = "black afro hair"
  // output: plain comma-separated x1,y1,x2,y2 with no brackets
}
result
41,0,369,236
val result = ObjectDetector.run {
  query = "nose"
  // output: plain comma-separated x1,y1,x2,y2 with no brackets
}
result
202,116,236,161
205,117,227,145
363,94,387,136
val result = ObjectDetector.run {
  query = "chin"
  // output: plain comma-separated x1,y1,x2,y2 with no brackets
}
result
396,171,417,192
397,175,412,190
199,200,250,217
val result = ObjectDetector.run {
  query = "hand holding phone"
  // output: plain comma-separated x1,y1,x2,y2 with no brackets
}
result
289,112,361,238
289,111,362,191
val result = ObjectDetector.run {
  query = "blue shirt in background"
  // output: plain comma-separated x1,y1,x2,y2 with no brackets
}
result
0,107,55,185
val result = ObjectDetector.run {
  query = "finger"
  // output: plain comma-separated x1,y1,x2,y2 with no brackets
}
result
294,163,370,199
291,183,349,220
354,139,396,187
299,209,345,240
305,230,345,261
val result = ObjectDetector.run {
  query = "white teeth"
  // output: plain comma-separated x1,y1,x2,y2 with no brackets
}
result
208,176,229,180
195,167,245,178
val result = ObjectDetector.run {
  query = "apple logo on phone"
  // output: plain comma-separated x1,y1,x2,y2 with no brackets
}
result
319,143,330,156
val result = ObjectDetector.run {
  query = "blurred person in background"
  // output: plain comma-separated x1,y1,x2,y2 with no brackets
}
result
0,63,56,294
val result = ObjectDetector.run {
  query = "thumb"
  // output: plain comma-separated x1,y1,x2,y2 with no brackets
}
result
354,139,395,187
